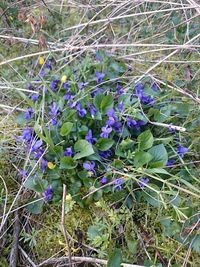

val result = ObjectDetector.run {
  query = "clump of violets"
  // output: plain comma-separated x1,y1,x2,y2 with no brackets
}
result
15,53,191,212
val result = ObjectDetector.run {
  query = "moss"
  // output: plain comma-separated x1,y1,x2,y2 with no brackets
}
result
33,204,93,260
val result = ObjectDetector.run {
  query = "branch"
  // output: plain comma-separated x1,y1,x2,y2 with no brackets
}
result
39,256,145,267
61,184,73,267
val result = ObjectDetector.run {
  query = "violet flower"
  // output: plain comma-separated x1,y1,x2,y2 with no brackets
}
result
118,102,124,112
76,103,87,117
83,161,96,176
43,186,53,202
95,72,105,83
138,177,149,189
50,80,59,92
49,102,59,125
64,147,73,157
40,158,48,171
113,178,124,191
22,128,34,143
101,177,107,184
87,103,97,117
166,159,176,167
99,149,112,159
31,139,43,153
30,93,39,102
63,82,69,89
177,145,188,158
78,82,89,90
24,107,34,120
85,130,97,144
100,125,112,138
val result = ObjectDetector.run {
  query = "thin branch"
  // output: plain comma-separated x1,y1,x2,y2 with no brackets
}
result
61,184,73,267
39,256,145,267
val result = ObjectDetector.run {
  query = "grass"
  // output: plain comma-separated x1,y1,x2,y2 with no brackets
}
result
0,0,200,266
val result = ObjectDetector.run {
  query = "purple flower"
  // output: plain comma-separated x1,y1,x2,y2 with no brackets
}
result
106,109,118,126
40,70,46,77
49,102,59,117
127,116,137,128
22,128,34,143
40,158,48,171
31,93,39,102
113,178,124,191
24,107,34,120
76,103,87,117
64,147,73,157
135,83,144,98
43,186,53,202
135,83,155,105
141,95,155,105
100,125,112,138
87,103,97,117
113,121,122,133
18,169,27,177
91,87,103,98
83,161,96,176
28,84,34,91
95,72,105,83
33,148,45,159
31,139,43,153
99,149,112,159
166,159,176,167
116,83,124,95
45,62,52,70
63,82,69,89
137,120,146,127
101,176,107,184
64,91,72,101
78,82,89,90
68,101,77,108
152,82,158,92
118,102,124,112
85,130,97,144
138,177,149,189
177,145,188,158
50,80,59,92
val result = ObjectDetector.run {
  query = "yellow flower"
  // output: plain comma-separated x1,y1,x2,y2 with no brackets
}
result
65,194,72,202
38,56,45,65
48,162,55,169
167,74,173,82
61,75,67,83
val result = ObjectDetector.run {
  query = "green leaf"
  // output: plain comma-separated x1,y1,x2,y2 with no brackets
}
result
94,94,114,114
60,122,73,136
26,199,44,214
134,151,152,167
138,130,154,150
127,239,138,255
96,138,114,151
15,113,27,125
148,144,168,167
107,248,122,267
191,236,200,254
60,157,77,169
142,187,161,208
24,176,48,193
73,140,94,160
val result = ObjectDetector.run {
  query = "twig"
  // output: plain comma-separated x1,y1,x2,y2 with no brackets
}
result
9,210,21,267
18,246,37,267
39,256,145,267
61,184,73,267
